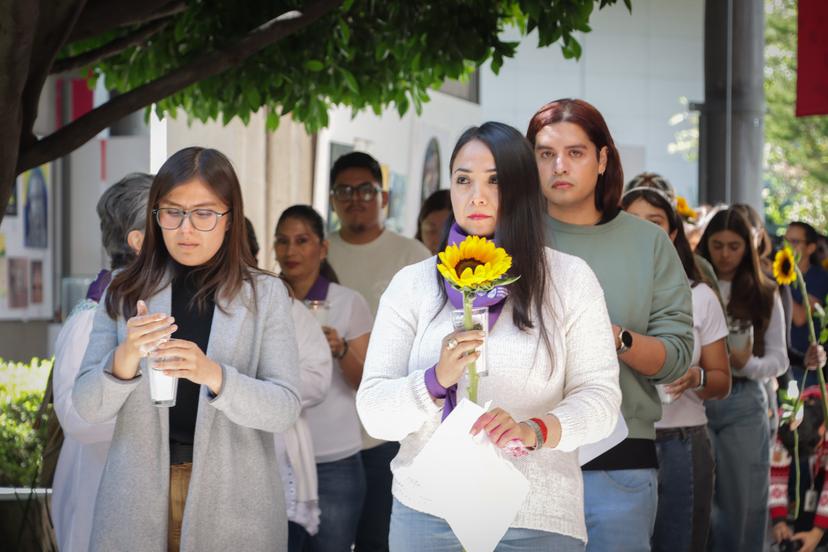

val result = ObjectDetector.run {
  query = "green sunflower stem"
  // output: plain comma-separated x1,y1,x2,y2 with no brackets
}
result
463,293,479,404
794,264,828,419
794,428,801,518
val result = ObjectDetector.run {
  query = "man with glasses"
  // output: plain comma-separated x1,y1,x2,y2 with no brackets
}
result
785,221,828,388
326,151,429,552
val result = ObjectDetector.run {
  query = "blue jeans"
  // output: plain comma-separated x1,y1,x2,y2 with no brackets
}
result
706,378,769,552
583,468,658,552
388,498,585,551
309,452,367,552
355,442,400,551
653,425,714,552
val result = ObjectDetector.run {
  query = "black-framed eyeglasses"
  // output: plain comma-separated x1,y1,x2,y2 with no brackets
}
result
330,182,381,202
153,207,231,231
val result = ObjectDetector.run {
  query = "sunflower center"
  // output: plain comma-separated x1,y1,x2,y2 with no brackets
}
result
455,258,483,277
782,259,792,274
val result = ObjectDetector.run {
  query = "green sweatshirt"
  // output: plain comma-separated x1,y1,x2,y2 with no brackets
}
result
544,211,694,440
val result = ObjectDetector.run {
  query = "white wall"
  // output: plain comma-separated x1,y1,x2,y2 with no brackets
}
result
479,0,705,201
315,91,482,236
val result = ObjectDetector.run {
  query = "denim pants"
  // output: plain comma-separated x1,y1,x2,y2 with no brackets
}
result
309,452,367,552
706,378,770,552
355,442,400,551
388,498,585,551
652,425,714,552
583,468,658,552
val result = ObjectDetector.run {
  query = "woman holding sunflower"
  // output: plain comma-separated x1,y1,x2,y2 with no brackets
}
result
697,208,789,552
621,187,730,552
356,122,622,550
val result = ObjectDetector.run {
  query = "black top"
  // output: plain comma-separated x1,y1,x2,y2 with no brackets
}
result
169,265,215,464
581,438,659,471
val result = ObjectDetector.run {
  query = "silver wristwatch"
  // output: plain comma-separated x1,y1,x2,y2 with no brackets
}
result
616,327,633,354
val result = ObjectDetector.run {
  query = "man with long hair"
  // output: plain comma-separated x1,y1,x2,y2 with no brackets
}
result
527,99,693,551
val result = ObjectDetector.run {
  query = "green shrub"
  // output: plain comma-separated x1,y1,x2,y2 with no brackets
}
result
0,358,52,487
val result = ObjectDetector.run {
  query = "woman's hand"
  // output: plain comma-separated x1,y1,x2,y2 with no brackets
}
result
470,408,536,448
664,366,702,400
322,326,346,357
793,527,824,552
435,330,485,388
113,300,176,380
773,520,793,543
152,339,223,395
805,343,827,371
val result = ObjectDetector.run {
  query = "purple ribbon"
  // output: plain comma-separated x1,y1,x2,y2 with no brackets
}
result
86,270,112,303
429,223,510,420
304,275,331,301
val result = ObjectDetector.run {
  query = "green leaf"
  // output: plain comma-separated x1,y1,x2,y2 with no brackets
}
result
339,67,359,94
338,19,351,43
304,60,325,72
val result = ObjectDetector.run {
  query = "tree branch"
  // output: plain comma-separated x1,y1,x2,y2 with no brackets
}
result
51,18,172,74
68,0,186,44
19,0,87,159
17,0,343,174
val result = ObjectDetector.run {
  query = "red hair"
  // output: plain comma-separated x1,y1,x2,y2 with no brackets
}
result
526,99,623,219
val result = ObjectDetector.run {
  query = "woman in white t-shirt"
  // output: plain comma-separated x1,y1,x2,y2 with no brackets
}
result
622,187,730,552
275,205,373,552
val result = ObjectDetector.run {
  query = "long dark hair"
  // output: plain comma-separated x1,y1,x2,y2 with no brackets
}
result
698,208,776,356
440,122,554,355
621,188,706,287
275,205,340,284
526,98,624,221
106,147,258,319
415,189,451,243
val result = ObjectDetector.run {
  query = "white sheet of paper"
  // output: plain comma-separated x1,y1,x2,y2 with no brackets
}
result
407,399,530,552
578,414,628,466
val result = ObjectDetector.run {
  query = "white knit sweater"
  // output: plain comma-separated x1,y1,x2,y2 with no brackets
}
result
356,248,621,542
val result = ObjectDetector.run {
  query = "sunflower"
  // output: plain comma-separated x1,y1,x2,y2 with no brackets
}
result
675,196,698,220
437,235,512,290
773,246,797,286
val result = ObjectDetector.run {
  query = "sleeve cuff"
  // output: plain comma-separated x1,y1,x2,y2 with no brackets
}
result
424,365,453,399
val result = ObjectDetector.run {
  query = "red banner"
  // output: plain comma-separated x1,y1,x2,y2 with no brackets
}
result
797,0,828,117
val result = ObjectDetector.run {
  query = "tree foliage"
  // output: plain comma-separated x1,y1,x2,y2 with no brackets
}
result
0,0,630,226
763,0,828,233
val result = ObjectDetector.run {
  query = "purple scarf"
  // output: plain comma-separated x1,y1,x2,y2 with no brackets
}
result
427,223,510,420
304,274,331,301
86,270,112,303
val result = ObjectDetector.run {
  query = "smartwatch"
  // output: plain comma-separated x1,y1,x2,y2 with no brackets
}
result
616,327,633,354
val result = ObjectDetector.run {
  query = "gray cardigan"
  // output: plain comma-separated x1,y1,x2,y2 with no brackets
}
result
73,273,301,552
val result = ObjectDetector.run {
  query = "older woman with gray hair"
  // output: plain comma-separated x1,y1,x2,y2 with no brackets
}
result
51,172,152,552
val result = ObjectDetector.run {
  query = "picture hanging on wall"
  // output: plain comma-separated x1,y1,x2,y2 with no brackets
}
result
30,260,43,304
421,137,441,204
8,257,28,309
23,166,49,249
326,142,355,234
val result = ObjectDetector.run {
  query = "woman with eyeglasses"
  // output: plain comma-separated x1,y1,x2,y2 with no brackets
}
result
274,205,373,552
697,208,789,552
73,147,301,552
622,188,730,552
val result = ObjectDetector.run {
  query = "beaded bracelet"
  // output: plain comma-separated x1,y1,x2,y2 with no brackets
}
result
522,419,545,451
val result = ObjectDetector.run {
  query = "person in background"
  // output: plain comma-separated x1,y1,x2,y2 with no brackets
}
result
357,121,621,551
785,221,828,389
626,172,719,296
52,173,152,552
245,216,333,551
622,187,730,552
325,152,430,551
414,189,452,255
275,205,373,552
769,345,828,552
73,147,301,551
527,98,694,552
698,208,790,552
